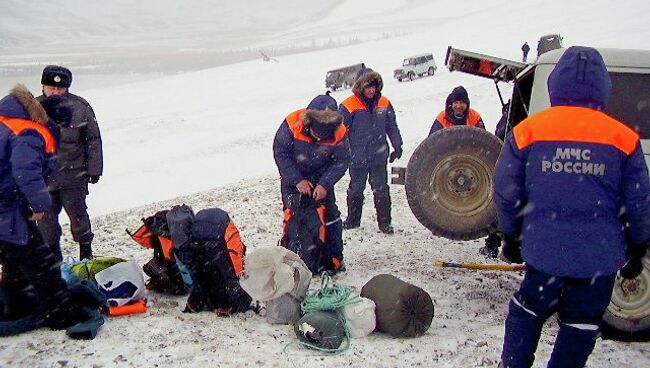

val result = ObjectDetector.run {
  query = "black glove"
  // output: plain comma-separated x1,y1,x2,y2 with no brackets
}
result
88,175,100,184
500,234,523,264
389,147,403,163
619,244,647,279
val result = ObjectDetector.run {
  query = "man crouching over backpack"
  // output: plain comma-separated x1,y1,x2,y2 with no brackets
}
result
166,205,252,316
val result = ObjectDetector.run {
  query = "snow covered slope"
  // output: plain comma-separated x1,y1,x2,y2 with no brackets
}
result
0,1,649,366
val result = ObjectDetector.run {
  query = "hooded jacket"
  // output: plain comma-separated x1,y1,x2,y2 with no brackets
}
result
273,107,350,190
493,46,650,277
339,69,403,168
429,86,485,135
0,85,58,245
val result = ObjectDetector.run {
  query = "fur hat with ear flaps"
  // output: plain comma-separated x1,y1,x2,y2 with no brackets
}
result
1,84,50,125
41,65,73,88
302,91,343,138
353,68,383,95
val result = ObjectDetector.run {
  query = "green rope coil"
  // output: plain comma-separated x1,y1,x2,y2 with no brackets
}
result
287,272,359,355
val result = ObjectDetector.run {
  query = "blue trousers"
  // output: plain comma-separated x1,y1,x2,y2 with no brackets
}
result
281,185,343,261
347,165,391,226
501,265,616,368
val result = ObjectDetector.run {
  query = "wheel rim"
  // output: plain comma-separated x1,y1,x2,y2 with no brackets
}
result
608,258,650,323
428,154,493,217
409,72,414,81
428,67,434,75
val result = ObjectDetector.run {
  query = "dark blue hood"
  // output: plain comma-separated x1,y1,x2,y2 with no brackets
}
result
547,46,611,110
0,95,31,120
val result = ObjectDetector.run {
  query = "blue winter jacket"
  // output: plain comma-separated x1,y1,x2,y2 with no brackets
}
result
0,86,58,245
273,109,350,191
339,93,403,168
493,47,650,277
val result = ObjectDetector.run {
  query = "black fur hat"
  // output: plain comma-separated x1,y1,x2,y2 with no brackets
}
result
41,65,73,88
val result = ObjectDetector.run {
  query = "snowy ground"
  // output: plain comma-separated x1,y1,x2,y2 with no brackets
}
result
2,177,650,368
1,0,650,367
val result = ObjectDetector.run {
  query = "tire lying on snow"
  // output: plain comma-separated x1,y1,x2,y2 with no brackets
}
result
404,126,502,240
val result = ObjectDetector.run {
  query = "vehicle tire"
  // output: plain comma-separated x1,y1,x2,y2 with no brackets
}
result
408,72,415,81
397,78,402,82
428,67,435,76
404,126,502,240
602,254,650,342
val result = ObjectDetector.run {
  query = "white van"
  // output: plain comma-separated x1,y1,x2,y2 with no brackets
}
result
393,54,437,82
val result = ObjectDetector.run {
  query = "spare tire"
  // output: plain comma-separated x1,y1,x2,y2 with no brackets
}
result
404,126,502,240
602,255,650,341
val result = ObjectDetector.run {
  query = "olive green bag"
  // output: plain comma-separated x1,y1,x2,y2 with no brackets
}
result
71,257,126,282
360,274,434,338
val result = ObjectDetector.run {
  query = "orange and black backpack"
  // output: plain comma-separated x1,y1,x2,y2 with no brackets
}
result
280,196,327,274
127,209,188,295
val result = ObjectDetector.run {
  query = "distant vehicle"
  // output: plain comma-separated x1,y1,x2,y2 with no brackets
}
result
393,54,437,82
536,34,563,56
325,63,365,91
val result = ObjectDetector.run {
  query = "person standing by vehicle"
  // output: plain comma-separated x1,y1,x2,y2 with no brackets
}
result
37,65,103,261
429,86,501,257
494,46,650,368
0,84,91,329
429,86,485,135
521,42,530,62
339,68,403,234
273,92,350,274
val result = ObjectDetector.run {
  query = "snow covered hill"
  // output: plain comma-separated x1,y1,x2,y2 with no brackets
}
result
1,0,650,367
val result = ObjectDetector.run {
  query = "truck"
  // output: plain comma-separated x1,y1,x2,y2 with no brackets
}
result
392,45,650,339
325,63,366,91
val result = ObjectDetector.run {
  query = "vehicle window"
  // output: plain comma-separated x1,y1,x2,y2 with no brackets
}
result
418,57,426,64
606,72,650,138
403,59,414,66
509,68,535,127
426,55,433,61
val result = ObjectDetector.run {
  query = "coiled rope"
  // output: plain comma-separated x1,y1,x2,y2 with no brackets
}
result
286,272,358,355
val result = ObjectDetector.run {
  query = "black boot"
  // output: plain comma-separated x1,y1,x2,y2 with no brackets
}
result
343,196,363,229
479,232,501,258
374,194,393,234
79,242,94,260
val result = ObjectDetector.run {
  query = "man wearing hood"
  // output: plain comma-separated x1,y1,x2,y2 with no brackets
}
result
429,87,500,257
429,85,485,135
339,68,403,234
494,47,650,367
273,92,350,274
0,84,92,330
37,65,103,261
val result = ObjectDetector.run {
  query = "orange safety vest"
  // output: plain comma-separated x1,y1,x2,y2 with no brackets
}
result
435,109,483,129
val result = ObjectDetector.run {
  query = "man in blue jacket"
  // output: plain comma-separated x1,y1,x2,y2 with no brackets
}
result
273,92,350,274
0,84,91,330
339,68,403,234
494,47,650,367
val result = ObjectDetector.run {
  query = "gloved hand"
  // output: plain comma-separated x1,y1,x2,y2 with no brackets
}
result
389,147,403,163
619,244,647,279
500,234,523,264
88,175,101,184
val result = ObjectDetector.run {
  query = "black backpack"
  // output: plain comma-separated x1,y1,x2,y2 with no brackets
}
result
280,196,327,273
